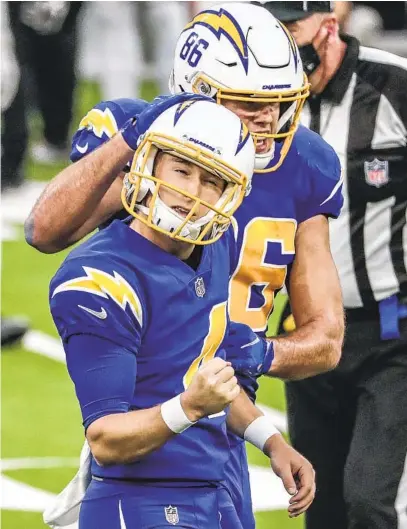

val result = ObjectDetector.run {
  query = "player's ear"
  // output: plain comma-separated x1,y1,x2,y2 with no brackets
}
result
322,13,340,38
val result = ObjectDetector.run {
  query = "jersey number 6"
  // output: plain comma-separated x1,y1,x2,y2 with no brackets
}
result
229,217,296,332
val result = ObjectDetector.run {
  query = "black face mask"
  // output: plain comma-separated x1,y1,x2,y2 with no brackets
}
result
299,43,321,75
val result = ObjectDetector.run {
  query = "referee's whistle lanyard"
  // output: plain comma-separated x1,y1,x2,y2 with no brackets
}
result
378,294,407,340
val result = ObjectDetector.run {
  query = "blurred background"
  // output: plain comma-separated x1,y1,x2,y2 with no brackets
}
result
2,2,407,528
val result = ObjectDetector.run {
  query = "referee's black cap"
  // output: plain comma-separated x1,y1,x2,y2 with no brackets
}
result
254,1,334,23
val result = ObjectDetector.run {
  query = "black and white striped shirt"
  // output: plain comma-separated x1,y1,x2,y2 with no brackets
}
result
301,35,407,309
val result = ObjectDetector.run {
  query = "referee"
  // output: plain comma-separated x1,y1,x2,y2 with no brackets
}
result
263,2,407,528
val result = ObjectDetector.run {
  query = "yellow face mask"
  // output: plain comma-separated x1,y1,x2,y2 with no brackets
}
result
191,73,310,173
122,131,249,245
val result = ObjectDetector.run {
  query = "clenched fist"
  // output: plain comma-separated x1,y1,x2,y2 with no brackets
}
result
181,357,240,422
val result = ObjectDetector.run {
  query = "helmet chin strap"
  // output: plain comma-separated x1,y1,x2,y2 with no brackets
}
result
254,141,275,171
136,198,201,241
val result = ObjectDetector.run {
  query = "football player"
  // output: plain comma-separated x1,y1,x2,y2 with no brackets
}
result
48,95,314,529
27,3,343,527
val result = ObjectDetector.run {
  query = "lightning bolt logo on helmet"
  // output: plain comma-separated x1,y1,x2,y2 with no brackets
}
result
52,266,143,325
183,8,249,73
78,108,118,139
173,99,203,126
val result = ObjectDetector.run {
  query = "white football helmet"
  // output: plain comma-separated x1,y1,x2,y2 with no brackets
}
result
122,98,255,245
170,2,310,172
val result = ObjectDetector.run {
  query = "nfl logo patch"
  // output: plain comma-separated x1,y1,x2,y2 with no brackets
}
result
364,158,389,188
164,505,179,525
195,277,205,298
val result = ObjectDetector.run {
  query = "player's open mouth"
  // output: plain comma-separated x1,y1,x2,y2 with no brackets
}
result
172,206,193,218
256,137,271,154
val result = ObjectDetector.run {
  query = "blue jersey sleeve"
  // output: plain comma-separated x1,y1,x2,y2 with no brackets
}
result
65,334,138,430
70,98,149,163
236,372,259,403
50,259,147,429
295,127,344,223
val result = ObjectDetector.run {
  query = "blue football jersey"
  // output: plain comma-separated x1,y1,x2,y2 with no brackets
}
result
50,219,237,482
229,125,344,337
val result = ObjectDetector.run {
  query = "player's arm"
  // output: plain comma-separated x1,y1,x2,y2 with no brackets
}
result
67,333,175,465
24,133,132,254
84,354,238,466
63,332,238,466
269,214,344,379
227,390,316,517
25,93,210,254
226,217,343,380
60,325,238,466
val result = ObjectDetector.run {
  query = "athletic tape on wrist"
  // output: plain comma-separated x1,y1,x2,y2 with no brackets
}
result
243,416,279,452
160,394,196,434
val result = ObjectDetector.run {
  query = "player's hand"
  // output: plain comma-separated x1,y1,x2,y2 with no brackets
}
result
224,322,274,376
181,357,240,421
264,434,316,518
120,93,211,150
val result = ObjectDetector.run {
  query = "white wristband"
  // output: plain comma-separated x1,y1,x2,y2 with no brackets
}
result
161,395,196,434
243,416,280,453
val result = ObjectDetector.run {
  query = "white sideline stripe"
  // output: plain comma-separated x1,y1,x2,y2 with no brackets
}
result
1,474,56,512
22,330,66,363
249,464,291,511
257,404,288,435
1,221,19,242
395,451,407,528
1,457,80,471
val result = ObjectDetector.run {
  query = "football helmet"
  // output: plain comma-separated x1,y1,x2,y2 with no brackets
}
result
122,96,255,245
170,2,310,172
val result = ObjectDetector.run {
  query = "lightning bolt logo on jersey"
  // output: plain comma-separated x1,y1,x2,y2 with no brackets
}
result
78,108,118,139
53,267,143,325
70,98,149,163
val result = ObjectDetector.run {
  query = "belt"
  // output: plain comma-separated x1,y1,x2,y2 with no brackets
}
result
346,294,407,341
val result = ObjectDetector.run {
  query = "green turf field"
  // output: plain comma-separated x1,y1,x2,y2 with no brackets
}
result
1,81,303,529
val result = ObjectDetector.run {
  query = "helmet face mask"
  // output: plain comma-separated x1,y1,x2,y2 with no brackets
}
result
191,72,309,171
171,3,311,172
122,100,255,245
